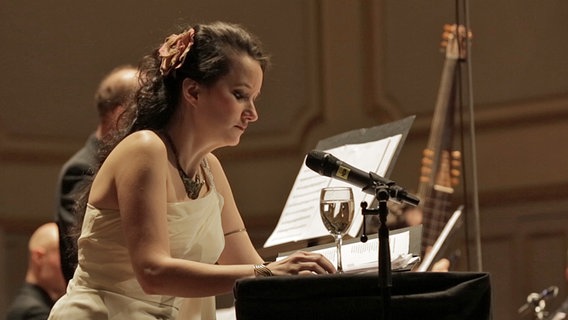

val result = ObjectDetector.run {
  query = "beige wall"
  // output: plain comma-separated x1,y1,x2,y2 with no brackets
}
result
1,1,568,319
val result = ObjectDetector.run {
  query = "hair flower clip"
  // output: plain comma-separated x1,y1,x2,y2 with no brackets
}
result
158,28,195,76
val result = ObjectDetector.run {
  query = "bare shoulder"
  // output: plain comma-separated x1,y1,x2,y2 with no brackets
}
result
119,130,166,155
205,153,229,178
205,153,226,179
105,130,167,169
90,131,167,207
205,153,222,169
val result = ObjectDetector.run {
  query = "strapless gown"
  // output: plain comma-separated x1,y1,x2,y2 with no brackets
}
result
49,169,225,320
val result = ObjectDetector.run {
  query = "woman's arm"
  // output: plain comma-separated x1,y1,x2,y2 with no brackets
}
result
208,154,336,276
101,132,334,298
206,154,265,265
107,132,255,297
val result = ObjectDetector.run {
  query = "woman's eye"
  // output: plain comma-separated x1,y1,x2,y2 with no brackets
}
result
233,91,246,100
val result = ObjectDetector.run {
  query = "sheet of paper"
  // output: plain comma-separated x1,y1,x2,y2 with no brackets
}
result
277,231,412,273
264,135,402,248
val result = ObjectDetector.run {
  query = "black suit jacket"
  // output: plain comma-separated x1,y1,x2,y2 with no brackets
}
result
54,133,99,283
6,283,54,320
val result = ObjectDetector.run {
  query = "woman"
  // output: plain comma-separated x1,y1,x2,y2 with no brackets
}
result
49,21,335,320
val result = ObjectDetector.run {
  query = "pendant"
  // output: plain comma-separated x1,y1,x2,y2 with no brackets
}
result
180,171,204,199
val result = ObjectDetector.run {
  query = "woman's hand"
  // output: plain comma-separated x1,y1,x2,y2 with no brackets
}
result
265,251,336,275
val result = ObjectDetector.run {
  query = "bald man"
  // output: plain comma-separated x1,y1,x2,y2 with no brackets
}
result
54,65,139,282
6,223,67,320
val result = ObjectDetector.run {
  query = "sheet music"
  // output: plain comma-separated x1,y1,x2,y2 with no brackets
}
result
416,205,463,272
264,135,402,248
277,230,417,273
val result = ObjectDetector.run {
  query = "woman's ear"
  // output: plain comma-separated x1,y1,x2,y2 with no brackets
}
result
182,78,200,105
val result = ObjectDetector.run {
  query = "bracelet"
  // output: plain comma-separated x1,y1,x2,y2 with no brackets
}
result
253,263,273,277
224,228,246,237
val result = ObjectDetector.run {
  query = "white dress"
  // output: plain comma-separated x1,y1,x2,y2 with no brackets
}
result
49,161,225,320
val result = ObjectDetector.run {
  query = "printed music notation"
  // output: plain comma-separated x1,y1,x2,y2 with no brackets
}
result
264,135,403,248
277,229,420,272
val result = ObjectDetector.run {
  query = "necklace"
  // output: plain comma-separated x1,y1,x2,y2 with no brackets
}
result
163,133,204,200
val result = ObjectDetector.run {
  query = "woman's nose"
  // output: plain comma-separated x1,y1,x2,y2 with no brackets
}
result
244,102,258,122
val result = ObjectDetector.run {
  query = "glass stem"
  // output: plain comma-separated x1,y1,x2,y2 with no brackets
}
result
336,234,343,273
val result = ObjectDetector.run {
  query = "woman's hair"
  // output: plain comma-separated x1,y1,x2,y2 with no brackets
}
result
69,21,270,253
129,21,270,135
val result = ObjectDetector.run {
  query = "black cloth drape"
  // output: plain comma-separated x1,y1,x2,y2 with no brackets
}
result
234,271,491,320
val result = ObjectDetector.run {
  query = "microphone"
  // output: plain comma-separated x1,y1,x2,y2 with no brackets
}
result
305,150,419,206
527,286,559,303
518,285,559,314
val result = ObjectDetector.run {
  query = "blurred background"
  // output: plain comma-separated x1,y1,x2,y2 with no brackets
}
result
1,1,567,319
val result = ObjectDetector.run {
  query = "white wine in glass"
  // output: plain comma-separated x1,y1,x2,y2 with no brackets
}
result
320,186,354,273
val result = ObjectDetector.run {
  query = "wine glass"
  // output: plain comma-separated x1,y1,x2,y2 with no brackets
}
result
320,186,355,273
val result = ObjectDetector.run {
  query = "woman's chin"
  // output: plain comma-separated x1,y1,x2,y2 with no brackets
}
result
226,137,241,147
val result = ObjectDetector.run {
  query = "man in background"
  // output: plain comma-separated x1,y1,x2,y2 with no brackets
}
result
54,65,139,283
6,223,66,320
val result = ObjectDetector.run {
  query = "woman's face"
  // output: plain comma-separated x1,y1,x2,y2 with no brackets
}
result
194,54,263,147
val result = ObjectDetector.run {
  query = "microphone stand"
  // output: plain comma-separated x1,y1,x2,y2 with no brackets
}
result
359,175,418,320
360,185,392,320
